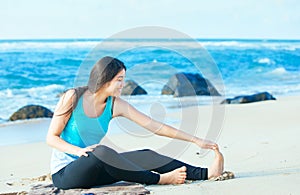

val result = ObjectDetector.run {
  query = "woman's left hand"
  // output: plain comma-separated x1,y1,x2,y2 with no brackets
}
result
75,144,101,157
87,143,101,150
194,138,219,150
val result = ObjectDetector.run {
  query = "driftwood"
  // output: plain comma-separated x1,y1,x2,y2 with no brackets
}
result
28,182,150,195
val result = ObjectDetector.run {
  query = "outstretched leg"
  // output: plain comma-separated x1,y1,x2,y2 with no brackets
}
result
158,166,186,184
120,149,208,180
91,145,159,185
52,146,188,189
92,146,187,185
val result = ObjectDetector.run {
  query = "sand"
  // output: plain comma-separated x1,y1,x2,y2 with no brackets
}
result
0,96,299,194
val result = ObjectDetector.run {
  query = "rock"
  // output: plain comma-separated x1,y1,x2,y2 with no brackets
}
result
221,92,276,104
161,72,221,97
28,182,150,195
121,80,147,95
29,184,60,195
9,105,53,121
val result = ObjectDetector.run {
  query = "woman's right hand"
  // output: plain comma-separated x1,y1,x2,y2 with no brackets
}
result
194,137,219,151
75,144,100,157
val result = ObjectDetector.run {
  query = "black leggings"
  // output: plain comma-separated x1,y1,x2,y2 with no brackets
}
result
52,145,208,189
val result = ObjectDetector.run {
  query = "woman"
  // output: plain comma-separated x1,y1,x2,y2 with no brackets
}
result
47,56,224,189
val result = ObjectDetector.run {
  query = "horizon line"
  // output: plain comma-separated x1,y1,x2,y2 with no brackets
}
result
1,37,300,41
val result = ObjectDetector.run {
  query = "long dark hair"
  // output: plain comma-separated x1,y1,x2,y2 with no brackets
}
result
57,56,126,116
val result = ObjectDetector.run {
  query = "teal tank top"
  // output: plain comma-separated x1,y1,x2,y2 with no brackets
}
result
61,95,113,149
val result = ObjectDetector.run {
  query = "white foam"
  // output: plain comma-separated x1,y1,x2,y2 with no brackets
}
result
257,58,273,64
26,84,65,94
200,41,242,47
200,40,300,51
0,89,12,98
0,41,97,50
225,81,300,98
1,39,300,51
0,84,65,121
269,67,288,75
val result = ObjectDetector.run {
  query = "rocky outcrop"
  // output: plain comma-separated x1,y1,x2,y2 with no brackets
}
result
121,80,147,95
9,105,53,121
161,73,221,97
221,92,276,104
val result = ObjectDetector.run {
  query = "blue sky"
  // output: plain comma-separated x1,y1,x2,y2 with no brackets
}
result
0,0,299,39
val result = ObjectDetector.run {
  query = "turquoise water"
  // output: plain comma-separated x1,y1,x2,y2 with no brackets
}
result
0,38,300,122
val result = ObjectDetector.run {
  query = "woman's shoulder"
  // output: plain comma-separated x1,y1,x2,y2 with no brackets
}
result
114,96,128,105
64,89,76,97
61,89,76,102
112,97,131,117
56,89,77,110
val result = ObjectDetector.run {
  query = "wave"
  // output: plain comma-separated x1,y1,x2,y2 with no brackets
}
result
25,84,65,93
1,38,300,123
0,88,13,97
224,83,300,98
268,67,289,75
1,39,300,51
0,84,65,99
256,57,274,65
201,41,241,47
0,40,97,50
203,42,300,51
79,40,300,51
0,84,65,121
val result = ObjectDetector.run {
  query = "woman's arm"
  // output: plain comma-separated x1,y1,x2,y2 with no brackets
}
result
46,90,94,157
113,97,218,150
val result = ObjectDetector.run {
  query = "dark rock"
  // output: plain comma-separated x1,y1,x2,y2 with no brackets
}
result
221,92,276,104
9,105,53,121
161,72,221,97
121,80,147,95
28,182,150,195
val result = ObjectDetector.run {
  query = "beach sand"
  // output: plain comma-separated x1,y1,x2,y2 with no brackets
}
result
0,96,299,194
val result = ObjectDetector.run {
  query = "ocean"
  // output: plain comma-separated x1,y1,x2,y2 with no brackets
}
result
1,38,300,123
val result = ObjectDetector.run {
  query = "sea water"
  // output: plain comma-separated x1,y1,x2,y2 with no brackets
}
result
0,38,300,123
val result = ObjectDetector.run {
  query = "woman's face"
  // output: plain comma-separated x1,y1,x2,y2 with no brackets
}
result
106,69,126,97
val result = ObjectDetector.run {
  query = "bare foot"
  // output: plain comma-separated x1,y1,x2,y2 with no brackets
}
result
208,149,224,179
158,166,187,185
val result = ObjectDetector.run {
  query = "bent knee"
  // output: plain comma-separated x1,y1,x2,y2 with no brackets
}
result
92,145,117,158
144,149,157,154
140,149,159,155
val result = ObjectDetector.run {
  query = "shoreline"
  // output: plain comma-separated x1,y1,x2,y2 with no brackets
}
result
0,96,299,194
0,95,297,146
0,118,51,146
1,92,299,126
